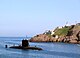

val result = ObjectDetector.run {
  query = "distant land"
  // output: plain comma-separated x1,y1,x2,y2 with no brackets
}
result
30,23,80,44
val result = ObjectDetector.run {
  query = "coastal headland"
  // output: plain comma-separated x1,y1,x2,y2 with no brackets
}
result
30,23,80,44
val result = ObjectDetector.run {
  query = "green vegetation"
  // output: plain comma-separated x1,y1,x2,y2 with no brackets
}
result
47,34,52,38
54,27,70,36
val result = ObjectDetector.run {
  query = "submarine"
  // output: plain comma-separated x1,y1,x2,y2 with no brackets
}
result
9,39,42,50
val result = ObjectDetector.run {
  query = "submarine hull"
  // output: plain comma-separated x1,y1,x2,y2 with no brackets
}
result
9,39,42,50
9,46,42,50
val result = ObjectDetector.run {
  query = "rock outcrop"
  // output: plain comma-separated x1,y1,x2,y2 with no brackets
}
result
30,23,80,44
30,34,58,42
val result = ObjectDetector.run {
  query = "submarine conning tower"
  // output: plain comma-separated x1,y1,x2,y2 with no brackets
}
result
22,39,29,47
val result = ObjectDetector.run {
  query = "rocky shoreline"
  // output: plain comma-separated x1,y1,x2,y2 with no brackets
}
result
29,34,80,44
30,23,80,44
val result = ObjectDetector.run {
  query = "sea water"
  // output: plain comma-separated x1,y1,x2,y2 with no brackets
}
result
0,37,80,58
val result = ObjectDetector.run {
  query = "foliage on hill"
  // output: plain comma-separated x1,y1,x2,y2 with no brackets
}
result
54,26,70,36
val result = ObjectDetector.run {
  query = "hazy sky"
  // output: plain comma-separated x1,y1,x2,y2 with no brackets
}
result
0,0,80,37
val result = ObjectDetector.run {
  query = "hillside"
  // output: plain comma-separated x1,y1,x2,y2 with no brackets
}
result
54,26,70,36
30,23,80,44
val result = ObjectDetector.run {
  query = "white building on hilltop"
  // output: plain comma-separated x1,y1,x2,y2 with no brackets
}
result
76,23,80,26
51,31,55,35
50,29,55,35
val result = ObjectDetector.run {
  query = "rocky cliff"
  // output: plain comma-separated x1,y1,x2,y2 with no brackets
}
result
30,23,80,44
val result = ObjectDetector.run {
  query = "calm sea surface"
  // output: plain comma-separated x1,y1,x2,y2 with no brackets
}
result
0,37,80,58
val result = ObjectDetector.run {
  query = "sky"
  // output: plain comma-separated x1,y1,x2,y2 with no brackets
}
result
0,0,80,37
